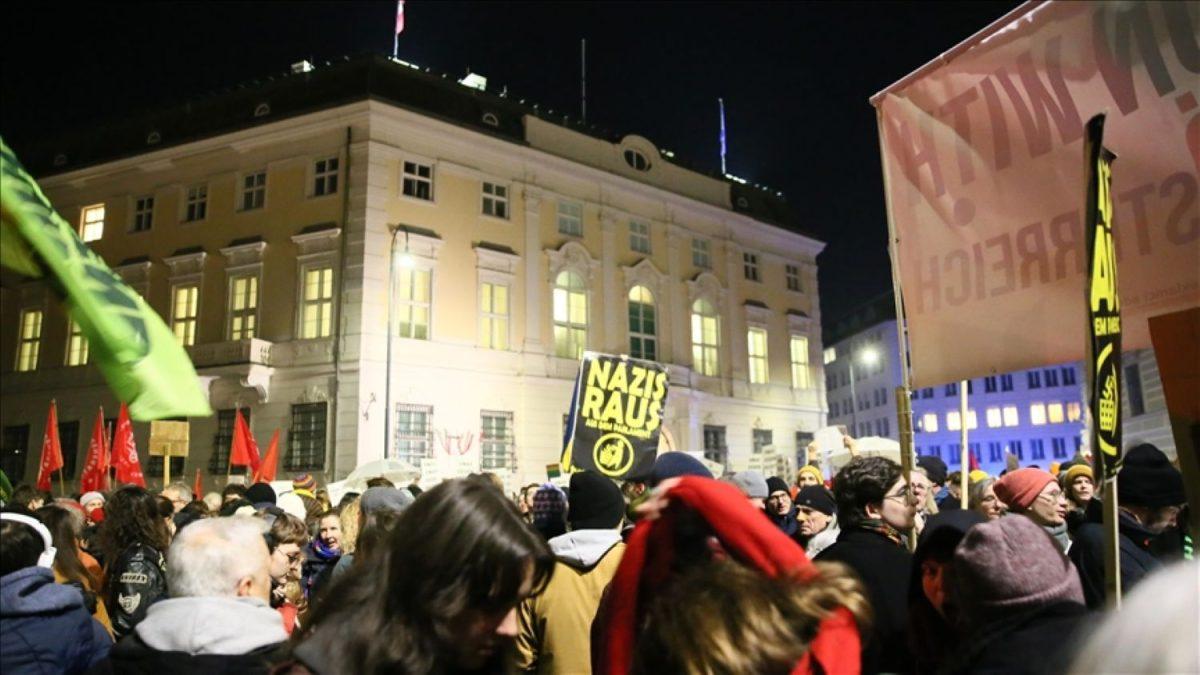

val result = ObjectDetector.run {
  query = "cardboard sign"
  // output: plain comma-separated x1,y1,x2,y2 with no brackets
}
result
148,420,189,457
561,352,669,480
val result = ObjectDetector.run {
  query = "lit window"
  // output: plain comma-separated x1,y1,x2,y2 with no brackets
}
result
623,148,651,171
481,411,514,470
986,407,1002,429
823,347,836,365
480,282,509,350
392,404,431,466
1003,405,1019,427
242,171,266,210
747,328,768,384
171,285,199,346
627,286,656,361
1066,402,1082,422
629,221,651,254
80,204,105,242
922,413,939,433
481,182,508,219
16,310,43,372
553,271,587,359
557,201,583,237
65,320,89,366
184,185,207,222
313,156,339,196
401,161,433,201
966,409,978,430
743,253,760,282
786,264,802,292
947,411,962,431
301,267,334,339
691,298,720,377
396,268,431,340
1047,402,1065,424
790,335,810,389
692,238,710,268
1030,403,1047,426
228,276,259,340
132,196,154,232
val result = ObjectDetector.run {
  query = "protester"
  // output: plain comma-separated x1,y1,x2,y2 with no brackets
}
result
10,484,45,511
993,467,1070,551
518,483,540,523
598,476,865,675
1059,463,1094,531
337,496,361,556
245,482,277,508
944,515,1090,674
260,508,309,635
301,510,342,601
221,484,247,506
910,466,938,535
92,517,286,673
34,505,114,635
219,496,255,518
796,464,825,489
282,477,555,674
331,486,413,578
276,491,308,522
81,491,106,515
513,471,626,674
98,486,171,639
173,500,210,533
968,477,1006,521
906,510,985,675
795,485,839,558
1,510,112,674
648,452,712,486
937,471,963,510
1067,560,1199,674
154,495,177,537
730,469,769,510
160,483,193,514
531,483,568,541
816,456,916,674
1069,443,1186,609
202,492,223,513
917,456,948,495
764,476,799,536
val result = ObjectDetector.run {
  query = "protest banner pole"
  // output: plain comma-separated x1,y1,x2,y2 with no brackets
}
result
960,381,969,509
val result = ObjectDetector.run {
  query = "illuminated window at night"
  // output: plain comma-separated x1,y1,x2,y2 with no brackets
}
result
228,275,258,340
556,200,582,237
16,310,42,372
691,298,720,377
242,171,266,210
402,161,433,201
66,320,88,366
1047,402,1065,424
313,156,339,196
132,196,154,232
1066,401,1082,422
629,220,651,254
823,346,836,365
184,185,207,222
986,407,1002,429
790,335,810,389
171,285,199,346
481,182,508,219
1030,403,1047,426
922,413,939,433
692,238,710,268
301,267,334,339
747,328,768,384
80,204,105,242
627,286,656,361
966,409,978,430
1003,405,1019,427
396,268,431,340
553,271,587,359
947,411,962,431
480,282,509,350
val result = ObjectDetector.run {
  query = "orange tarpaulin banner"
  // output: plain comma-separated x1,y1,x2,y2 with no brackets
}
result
873,1,1200,387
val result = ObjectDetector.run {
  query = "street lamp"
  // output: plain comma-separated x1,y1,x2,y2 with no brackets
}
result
384,226,413,459
847,346,880,437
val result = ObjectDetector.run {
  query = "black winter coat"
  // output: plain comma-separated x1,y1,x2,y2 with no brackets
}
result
942,601,1090,674
86,633,285,675
105,544,167,640
1068,510,1162,609
816,527,914,674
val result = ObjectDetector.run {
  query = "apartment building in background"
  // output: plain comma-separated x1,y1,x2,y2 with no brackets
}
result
0,55,828,490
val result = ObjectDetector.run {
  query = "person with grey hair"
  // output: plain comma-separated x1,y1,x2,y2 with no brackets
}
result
160,483,194,515
90,517,287,673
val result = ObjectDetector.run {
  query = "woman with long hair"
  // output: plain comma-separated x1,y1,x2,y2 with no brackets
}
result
35,505,114,636
283,477,555,674
97,486,171,639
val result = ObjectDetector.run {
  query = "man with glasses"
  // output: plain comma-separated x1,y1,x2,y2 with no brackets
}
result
816,456,917,674
993,468,1070,550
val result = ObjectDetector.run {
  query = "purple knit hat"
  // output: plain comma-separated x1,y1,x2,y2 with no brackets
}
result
953,514,1084,621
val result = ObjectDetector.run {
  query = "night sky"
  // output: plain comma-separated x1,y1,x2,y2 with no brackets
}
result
3,1,1017,319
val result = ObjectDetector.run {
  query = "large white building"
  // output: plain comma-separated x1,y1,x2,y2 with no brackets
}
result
0,55,829,491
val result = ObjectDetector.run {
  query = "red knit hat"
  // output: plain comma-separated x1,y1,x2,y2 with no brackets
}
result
993,468,1056,511
596,476,861,675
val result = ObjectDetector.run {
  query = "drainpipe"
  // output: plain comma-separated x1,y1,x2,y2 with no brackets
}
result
328,126,352,479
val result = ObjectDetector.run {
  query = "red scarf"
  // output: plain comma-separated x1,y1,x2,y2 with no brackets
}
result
597,476,861,675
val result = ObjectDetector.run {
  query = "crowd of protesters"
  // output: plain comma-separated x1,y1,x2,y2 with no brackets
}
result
0,438,1194,674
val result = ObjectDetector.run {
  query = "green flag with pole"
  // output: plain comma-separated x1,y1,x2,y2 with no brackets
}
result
0,138,211,420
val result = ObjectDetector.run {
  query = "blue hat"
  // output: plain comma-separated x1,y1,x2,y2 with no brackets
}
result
649,453,713,486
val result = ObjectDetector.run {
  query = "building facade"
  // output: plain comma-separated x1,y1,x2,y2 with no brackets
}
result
0,55,828,491
823,293,1176,476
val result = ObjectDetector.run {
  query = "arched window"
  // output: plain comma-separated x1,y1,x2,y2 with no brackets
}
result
553,270,587,359
691,298,720,376
623,148,651,171
628,286,656,361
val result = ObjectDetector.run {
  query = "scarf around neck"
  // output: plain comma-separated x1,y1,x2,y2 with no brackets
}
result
311,537,340,561
856,518,905,546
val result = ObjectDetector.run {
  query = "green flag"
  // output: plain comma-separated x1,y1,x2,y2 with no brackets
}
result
0,138,212,420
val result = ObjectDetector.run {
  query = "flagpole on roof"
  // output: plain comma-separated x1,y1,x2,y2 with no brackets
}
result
718,98,727,175
393,1,405,59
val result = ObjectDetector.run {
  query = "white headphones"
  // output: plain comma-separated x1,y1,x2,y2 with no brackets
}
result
1,513,57,569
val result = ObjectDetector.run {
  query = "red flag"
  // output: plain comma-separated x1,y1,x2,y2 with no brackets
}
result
80,407,110,492
968,448,980,472
192,468,203,501
36,401,64,491
229,409,260,469
395,0,405,35
111,403,145,487
252,429,280,484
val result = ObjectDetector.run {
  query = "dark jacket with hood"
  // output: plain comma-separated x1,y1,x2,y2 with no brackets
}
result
907,511,985,675
1,567,111,674
106,543,167,640
1069,508,1163,609
942,601,1090,674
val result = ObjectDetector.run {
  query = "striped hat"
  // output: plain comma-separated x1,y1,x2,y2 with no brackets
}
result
292,473,317,496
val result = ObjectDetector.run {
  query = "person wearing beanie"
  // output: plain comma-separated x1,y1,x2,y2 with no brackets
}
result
730,470,769,509
945,515,1089,673
994,467,1070,551
1060,464,1094,512
512,471,625,674
331,487,415,580
291,474,317,500
764,476,799,537
647,452,712,486
795,464,825,489
531,484,568,541
795,485,839,558
816,456,917,674
917,455,948,488
80,492,105,514
245,482,277,508
937,471,964,511
968,469,989,484
1069,443,1187,609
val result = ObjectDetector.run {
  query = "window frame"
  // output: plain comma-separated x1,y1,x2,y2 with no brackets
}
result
299,264,335,339
480,410,515,471
170,283,200,346
311,155,340,198
747,327,769,384
552,270,588,359
65,319,89,366
80,204,105,242
692,238,711,269
227,273,260,341
401,160,434,202
628,220,651,254
789,334,810,389
286,402,327,471
556,200,583,237
481,181,509,220
742,252,760,282
392,403,432,466
131,195,154,233
691,297,721,377
479,280,510,350
627,285,657,361
785,264,802,292
183,184,208,223
395,266,432,341
16,309,43,372
239,170,267,211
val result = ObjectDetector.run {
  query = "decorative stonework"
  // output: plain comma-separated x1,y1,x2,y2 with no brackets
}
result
113,260,153,297
621,258,668,300
219,240,267,272
787,309,814,333
291,226,342,257
300,384,329,403
545,240,599,283
686,271,727,306
743,301,772,328
474,244,519,279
